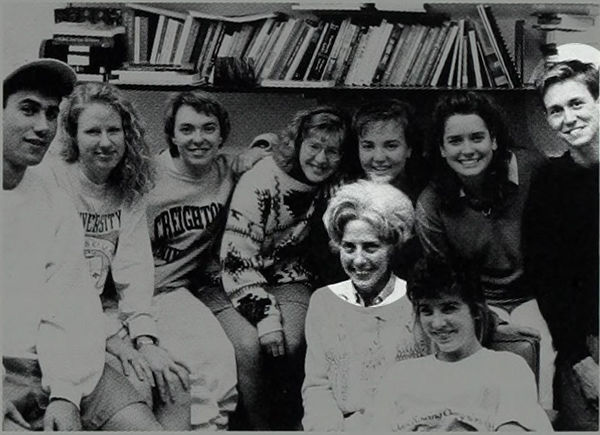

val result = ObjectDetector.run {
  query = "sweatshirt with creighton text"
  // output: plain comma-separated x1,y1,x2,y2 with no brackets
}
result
146,150,236,293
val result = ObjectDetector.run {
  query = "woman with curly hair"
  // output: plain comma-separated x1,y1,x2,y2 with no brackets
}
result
218,106,352,430
415,91,555,414
302,180,430,432
39,82,191,430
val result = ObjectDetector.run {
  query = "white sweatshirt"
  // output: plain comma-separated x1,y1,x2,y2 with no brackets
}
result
2,169,105,407
38,156,157,340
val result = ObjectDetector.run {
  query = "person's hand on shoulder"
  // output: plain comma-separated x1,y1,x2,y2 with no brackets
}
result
43,398,81,431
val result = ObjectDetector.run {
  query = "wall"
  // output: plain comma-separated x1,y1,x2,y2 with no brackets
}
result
3,1,588,157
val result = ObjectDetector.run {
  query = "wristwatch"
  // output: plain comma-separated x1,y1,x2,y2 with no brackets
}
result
135,335,157,349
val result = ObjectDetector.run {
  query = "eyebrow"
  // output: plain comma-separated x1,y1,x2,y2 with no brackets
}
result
18,98,59,111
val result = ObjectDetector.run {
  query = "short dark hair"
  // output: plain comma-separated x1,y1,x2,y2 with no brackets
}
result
537,59,599,103
164,91,231,157
408,255,493,344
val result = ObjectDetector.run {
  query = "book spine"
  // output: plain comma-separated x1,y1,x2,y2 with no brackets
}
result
320,18,349,82
255,19,285,76
381,24,411,85
338,24,367,85
285,23,317,81
203,22,226,81
407,25,439,86
430,23,458,87
483,5,521,87
419,22,450,86
358,20,387,85
393,25,427,86
446,20,463,87
261,18,296,80
328,23,356,82
308,18,342,81
372,23,402,84
169,21,184,64
277,22,311,80
174,15,193,65
270,20,306,80
474,8,509,87
468,28,483,87
139,16,149,63
345,24,371,86
181,19,201,65
292,21,324,81
122,7,136,62
150,15,166,64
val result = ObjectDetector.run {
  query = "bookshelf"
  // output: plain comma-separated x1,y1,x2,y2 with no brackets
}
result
42,2,597,159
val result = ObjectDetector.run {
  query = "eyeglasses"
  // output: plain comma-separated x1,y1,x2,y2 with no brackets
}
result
303,141,342,162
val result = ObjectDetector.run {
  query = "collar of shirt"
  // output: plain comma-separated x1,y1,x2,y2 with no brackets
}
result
459,151,519,199
335,274,405,307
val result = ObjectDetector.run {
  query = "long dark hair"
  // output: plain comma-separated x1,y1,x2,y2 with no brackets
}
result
427,92,515,214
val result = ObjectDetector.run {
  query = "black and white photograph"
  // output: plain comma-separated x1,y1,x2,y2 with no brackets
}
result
2,0,599,431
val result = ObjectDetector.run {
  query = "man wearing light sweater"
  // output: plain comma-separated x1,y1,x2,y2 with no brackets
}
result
2,60,158,431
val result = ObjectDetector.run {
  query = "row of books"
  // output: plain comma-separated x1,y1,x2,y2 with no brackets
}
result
114,3,520,88
260,4,520,88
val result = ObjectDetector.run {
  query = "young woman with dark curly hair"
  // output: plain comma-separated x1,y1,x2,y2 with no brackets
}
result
415,91,555,414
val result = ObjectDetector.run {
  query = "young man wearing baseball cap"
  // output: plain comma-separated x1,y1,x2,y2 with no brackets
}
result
3,59,162,431
523,59,599,430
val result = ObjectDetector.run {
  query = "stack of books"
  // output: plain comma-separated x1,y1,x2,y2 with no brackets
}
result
533,12,597,57
116,4,280,86
261,4,520,88
44,6,127,81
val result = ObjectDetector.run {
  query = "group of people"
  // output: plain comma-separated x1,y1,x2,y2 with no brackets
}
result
2,53,598,432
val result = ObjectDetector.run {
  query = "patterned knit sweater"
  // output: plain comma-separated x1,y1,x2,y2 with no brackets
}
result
220,156,322,337
302,279,430,432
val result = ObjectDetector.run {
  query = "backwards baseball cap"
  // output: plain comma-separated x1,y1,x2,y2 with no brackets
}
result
3,59,77,102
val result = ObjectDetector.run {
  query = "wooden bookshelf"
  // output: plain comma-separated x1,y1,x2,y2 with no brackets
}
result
61,2,596,91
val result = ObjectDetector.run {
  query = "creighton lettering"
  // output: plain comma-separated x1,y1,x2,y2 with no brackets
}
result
80,210,122,234
153,202,223,242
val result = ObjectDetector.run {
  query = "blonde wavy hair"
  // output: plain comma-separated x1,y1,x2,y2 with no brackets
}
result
323,179,415,251
61,82,154,205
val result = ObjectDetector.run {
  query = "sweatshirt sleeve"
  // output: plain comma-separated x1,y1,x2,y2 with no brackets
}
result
415,189,451,259
37,192,105,407
495,354,554,432
110,197,158,340
301,292,344,431
220,173,282,338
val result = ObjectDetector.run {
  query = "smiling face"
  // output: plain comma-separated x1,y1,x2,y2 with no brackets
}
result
544,79,599,151
417,293,482,362
359,119,411,183
76,103,126,184
441,114,497,183
3,90,60,172
298,130,342,184
340,219,394,298
172,105,222,175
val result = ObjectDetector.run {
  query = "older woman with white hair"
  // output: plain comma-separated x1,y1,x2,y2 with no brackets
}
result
301,180,430,432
